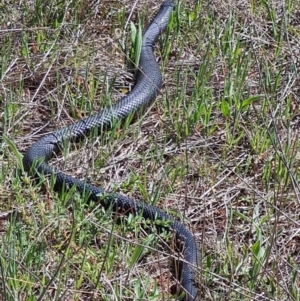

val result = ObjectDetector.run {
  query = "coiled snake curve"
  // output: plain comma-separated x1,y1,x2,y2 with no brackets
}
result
23,1,199,300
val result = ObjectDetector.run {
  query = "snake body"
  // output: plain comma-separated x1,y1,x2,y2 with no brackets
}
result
23,1,199,300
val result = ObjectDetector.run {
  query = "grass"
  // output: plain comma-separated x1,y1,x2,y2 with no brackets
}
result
1,0,300,300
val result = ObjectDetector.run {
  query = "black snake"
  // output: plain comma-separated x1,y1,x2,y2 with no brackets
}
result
23,1,199,300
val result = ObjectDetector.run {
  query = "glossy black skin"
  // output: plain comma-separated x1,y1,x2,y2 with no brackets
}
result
23,2,199,300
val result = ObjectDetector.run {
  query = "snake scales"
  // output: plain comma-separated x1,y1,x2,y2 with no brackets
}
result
23,1,199,300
